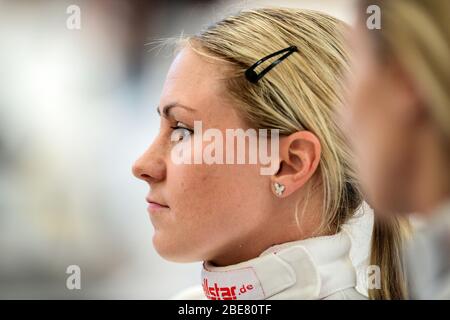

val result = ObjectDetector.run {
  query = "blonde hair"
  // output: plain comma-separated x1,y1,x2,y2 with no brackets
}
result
360,0,450,144
177,7,407,299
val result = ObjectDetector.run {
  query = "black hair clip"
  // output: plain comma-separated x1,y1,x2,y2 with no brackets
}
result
245,45,298,84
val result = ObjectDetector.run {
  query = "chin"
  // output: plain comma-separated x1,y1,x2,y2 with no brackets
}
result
152,233,200,263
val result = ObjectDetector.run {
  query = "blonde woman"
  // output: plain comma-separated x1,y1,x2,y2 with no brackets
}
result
345,0,450,299
133,8,404,299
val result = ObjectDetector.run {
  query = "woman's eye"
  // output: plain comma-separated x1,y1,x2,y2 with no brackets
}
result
170,122,193,142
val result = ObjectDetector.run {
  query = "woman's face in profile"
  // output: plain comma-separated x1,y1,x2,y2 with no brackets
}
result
132,47,275,264
345,23,420,212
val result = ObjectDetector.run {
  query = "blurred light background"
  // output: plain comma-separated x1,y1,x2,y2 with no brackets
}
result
0,0,356,299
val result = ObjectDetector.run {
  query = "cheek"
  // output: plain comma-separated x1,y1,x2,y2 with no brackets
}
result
156,158,268,261
349,62,384,136
166,129,271,218
169,161,266,226
348,72,382,175
347,63,413,209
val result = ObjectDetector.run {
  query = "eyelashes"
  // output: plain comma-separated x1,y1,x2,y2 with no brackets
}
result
170,122,194,142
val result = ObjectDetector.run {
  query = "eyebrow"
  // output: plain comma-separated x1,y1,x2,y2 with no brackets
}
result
156,102,196,118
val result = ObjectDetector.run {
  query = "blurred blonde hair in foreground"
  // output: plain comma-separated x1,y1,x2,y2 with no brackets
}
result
357,0,450,300
360,0,450,145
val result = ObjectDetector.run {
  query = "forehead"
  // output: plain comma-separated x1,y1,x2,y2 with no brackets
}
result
159,47,246,127
160,47,229,105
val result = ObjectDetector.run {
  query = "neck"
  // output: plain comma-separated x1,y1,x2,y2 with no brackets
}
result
208,224,303,267
208,193,325,267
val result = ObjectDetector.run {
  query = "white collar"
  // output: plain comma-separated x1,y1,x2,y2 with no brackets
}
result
201,231,357,299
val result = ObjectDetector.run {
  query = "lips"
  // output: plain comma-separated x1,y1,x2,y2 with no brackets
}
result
145,197,169,212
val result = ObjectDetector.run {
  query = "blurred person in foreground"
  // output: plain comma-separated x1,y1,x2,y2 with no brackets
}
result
345,0,450,299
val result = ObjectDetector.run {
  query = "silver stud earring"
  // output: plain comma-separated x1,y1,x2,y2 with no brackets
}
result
274,182,285,197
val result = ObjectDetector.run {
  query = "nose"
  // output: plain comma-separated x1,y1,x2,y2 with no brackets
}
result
132,141,166,184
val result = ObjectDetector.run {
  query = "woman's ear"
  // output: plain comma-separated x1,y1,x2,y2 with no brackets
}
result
271,131,321,197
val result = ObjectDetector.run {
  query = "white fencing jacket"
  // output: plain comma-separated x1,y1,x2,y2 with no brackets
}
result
173,230,367,300
406,199,450,299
